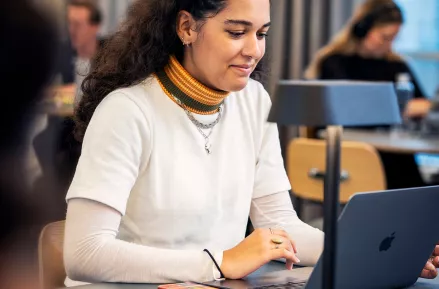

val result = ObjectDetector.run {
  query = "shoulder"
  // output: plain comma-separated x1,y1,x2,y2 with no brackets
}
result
97,77,158,116
387,57,410,69
321,53,350,67
90,81,155,134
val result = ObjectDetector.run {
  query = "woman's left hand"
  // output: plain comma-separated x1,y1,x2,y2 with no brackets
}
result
421,242,439,279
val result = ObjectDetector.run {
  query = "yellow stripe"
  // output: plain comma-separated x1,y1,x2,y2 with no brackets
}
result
169,56,229,101
165,65,220,106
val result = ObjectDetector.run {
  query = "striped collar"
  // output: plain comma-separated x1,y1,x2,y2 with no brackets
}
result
155,55,230,115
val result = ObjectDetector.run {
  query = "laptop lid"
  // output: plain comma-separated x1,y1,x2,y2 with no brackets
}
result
305,186,439,289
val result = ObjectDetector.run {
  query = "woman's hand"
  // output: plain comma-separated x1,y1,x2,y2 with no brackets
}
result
404,99,431,119
220,228,300,280
420,242,439,279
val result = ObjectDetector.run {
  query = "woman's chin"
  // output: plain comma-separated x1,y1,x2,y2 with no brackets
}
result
226,77,251,92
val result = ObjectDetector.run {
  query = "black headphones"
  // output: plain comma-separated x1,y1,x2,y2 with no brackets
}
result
352,2,402,39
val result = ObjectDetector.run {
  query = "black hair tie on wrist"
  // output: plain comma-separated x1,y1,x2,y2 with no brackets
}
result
203,249,225,279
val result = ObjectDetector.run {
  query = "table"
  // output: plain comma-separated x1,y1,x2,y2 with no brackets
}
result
320,129,439,154
73,262,439,289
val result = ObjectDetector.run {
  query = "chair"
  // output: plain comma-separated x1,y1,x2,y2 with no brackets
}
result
38,221,66,289
287,138,386,218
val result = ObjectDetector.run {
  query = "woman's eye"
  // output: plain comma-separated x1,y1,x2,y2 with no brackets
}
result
257,32,269,39
228,31,245,38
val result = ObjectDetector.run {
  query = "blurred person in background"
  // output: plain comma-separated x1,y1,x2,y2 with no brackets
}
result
32,0,102,218
67,0,103,105
304,0,431,190
0,0,57,288
305,0,431,119
55,0,103,105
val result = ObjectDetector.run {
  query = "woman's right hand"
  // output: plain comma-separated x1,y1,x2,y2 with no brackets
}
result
220,228,300,280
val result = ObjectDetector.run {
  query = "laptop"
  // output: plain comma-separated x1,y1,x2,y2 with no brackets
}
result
204,186,439,289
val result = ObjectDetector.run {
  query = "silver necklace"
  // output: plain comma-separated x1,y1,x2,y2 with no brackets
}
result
173,97,223,155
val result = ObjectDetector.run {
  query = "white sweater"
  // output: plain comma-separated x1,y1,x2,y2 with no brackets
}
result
64,78,324,286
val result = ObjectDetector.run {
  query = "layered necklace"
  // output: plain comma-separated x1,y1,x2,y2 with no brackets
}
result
154,55,230,155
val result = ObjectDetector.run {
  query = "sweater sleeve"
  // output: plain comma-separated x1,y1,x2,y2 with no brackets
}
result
64,91,222,285
64,198,221,286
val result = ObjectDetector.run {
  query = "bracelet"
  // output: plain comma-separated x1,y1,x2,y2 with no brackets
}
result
203,249,225,279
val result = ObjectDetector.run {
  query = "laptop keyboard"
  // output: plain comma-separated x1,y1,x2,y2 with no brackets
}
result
252,281,307,289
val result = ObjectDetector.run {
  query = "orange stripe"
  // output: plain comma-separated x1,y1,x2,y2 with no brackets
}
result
165,65,220,106
169,56,229,101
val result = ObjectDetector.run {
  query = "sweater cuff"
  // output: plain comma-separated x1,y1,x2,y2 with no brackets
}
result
212,251,224,280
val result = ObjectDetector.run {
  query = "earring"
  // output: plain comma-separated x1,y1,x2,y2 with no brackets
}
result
181,37,186,46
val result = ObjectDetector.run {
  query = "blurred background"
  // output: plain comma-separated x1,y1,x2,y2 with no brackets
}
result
35,0,439,95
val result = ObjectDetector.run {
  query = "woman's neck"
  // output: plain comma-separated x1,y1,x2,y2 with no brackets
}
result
155,55,229,115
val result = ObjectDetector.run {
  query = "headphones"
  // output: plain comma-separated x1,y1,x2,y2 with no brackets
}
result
352,2,402,39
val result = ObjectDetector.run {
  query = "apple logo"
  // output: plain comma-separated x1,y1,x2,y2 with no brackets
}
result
379,232,396,252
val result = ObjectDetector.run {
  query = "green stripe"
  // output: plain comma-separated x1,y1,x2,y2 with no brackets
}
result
156,70,223,112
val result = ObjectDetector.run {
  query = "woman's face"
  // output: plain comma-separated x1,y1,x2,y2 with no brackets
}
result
179,0,271,92
361,23,401,57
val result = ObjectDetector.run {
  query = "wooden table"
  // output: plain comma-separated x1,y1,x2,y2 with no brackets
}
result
320,129,439,154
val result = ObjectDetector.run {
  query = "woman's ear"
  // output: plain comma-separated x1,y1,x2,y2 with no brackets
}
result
176,10,198,45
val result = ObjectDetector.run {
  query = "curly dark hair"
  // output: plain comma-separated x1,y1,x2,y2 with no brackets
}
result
75,0,269,142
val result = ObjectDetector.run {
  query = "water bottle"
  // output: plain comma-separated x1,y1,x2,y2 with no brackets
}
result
390,73,415,135
395,73,414,115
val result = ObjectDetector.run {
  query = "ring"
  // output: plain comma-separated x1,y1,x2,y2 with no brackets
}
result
269,228,274,235
271,237,283,245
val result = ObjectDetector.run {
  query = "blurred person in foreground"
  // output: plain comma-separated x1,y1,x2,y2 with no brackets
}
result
305,0,431,119
0,1,57,288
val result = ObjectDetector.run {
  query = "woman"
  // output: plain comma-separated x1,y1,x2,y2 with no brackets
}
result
63,0,323,286
305,0,430,190
63,0,439,286
305,0,430,118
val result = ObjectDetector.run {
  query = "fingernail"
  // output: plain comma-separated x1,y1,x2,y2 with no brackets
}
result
295,258,301,263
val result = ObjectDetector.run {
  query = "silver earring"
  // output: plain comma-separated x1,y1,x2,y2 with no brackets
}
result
181,37,186,46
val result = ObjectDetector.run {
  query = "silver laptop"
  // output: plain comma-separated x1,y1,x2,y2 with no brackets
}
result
204,186,439,289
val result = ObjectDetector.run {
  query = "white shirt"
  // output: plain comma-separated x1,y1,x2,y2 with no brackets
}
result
64,77,324,286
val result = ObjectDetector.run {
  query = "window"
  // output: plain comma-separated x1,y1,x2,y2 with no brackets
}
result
393,0,439,98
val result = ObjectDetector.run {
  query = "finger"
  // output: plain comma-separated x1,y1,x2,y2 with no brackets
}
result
271,248,300,264
421,269,438,279
433,256,439,268
270,241,300,264
434,245,439,256
425,261,436,271
285,259,293,271
271,235,295,257
271,229,298,254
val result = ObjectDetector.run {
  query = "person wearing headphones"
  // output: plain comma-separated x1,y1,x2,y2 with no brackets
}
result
304,0,433,190
305,0,431,119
